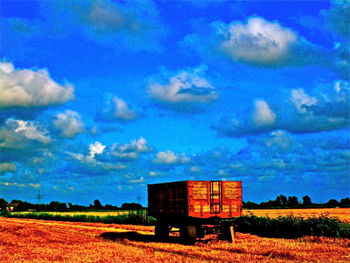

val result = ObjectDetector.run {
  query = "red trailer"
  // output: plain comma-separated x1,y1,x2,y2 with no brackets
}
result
148,180,242,242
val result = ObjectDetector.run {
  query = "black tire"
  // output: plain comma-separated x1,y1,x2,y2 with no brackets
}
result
180,225,197,244
155,224,170,238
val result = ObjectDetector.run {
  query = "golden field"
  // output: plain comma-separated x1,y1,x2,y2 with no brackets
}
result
243,208,350,222
0,217,349,263
12,208,350,222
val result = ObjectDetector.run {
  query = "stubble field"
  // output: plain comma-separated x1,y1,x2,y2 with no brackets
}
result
12,208,350,222
1,215,349,263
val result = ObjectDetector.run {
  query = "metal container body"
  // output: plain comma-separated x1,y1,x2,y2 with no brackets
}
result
148,181,242,219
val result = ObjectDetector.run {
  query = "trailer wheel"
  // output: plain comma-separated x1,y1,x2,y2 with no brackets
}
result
218,225,235,243
155,224,170,238
180,225,197,244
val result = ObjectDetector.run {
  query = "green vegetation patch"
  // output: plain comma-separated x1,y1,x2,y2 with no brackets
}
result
233,215,350,239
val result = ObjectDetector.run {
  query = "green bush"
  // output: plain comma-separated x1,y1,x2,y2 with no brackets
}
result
233,215,350,238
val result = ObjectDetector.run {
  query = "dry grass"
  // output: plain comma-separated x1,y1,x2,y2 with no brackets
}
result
12,211,129,217
243,208,350,222
12,208,350,222
0,217,349,263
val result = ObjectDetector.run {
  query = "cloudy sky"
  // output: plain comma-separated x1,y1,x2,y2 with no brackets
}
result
0,0,349,206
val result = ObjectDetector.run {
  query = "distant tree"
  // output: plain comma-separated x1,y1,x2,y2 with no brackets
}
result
0,198,8,210
340,198,350,207
302,195,312,206
287,196,299,207
276,195,288,206
121,202,142,210
243,201,258,209
68,202,88,211
326,199,339,207
93,199,103,209
49,201,67,211
105,204,118,210
10,199,23,203
260,200,278,208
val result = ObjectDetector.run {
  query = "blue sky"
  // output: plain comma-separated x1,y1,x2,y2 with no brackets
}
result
0,0,349,206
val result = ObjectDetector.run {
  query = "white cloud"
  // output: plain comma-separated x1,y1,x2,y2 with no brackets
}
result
183,16,323,68
111,151,138,161
110,137,152,161
148,171,157,176
0,62,74,108
213,83,349,137
129,177,144,183
290,89,318,113
112,97,138,121
217,17,297,66
2,119,51,146
88,141,106,159
119,137,151,153
265,130,293,150
1,182,25,187
0,162,17,174
96,96,138,122
252,100,276,126
148,66,217,111
153,150,190,165
53,110,84,138
28,183,41,188
67,149,126,174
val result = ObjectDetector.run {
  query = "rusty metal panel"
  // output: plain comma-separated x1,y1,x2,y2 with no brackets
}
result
148,180,242,219
192,181,208,199
148,181,188,217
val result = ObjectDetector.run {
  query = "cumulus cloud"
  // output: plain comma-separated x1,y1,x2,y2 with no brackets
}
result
213,100,276,137
88,141,106,159
153,150,190,165
183,16,324,68
218,17,297,66
53,110,84,138
0,162,17,174
0,62,74,108
112,97,138,121
0,119,51,148
213,82,349,137
265,130,293,150
66,141,126,175
148,66,218,111
252,100,276,126
290,89,318,113
97,96,138,122
43,0,166,51
306,81,350,118
110,137,152,161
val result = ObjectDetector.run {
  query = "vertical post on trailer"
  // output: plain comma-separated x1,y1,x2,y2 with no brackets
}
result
229,226,235,243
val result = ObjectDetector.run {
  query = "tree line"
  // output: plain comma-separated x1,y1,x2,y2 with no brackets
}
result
243,195,350,209
0,198,142,212
1,195,349,212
